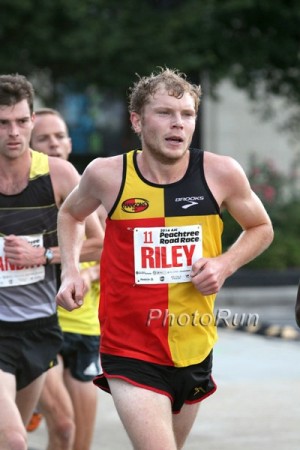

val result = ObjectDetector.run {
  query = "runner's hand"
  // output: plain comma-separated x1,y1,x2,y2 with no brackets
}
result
56,274,87,311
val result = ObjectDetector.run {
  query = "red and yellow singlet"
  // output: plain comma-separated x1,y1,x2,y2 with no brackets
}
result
100,149,223,367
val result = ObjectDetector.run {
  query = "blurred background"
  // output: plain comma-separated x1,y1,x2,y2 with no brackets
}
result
2,0,300,275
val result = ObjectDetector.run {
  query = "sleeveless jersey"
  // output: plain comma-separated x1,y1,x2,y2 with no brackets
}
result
58,261,100,335
100,149,223,367
0,150,58,322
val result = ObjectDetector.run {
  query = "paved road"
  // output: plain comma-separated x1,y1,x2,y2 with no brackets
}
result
28,286,300,450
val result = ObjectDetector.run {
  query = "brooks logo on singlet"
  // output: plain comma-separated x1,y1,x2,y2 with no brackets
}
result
175,196,204,209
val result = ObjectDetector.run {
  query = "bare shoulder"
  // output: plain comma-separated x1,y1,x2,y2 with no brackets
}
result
204,151,246,179
203,151,251,205
83,154,123,183
49,156,79,179
48,157,80,206
80,154,124,210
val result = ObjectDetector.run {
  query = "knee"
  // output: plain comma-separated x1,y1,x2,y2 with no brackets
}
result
0,429,27,450
48,417,75,446
57,418,75,441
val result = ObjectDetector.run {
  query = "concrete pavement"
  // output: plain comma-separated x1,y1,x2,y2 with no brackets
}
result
28,286,300,449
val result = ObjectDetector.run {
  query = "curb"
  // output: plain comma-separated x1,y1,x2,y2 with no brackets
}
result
216,285,300,340
218,321,300,341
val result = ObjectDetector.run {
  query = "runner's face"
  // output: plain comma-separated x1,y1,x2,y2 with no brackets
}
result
0,100,33,160
31,114,71,160
131,87,196,164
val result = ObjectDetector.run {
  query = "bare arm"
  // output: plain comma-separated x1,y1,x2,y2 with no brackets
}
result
3,218,102,266
4,157,103,266
51,156,104,262
56,156,122,310
80,211,104,262
80,263,100,291
57,163,106,274
191,153,274,295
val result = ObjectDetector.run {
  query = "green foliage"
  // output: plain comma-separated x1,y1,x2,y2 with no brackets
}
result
1,0,299,267
222,157,300,269
1,0,300,109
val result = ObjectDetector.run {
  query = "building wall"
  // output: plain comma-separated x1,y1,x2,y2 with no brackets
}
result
202,79,299,176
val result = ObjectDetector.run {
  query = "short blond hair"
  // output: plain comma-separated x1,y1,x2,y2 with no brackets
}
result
129,67,201,115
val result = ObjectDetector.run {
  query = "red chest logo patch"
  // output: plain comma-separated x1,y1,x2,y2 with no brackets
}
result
122,198,149,213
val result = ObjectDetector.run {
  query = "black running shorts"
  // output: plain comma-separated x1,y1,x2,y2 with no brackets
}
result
60,332,101,381
0,314,63,390
94,351,216,413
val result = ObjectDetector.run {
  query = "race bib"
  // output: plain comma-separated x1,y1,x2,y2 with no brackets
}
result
0,235,45,287
134,225,202,284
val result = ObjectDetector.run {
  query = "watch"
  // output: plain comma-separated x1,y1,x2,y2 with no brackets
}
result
44,248,54,265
